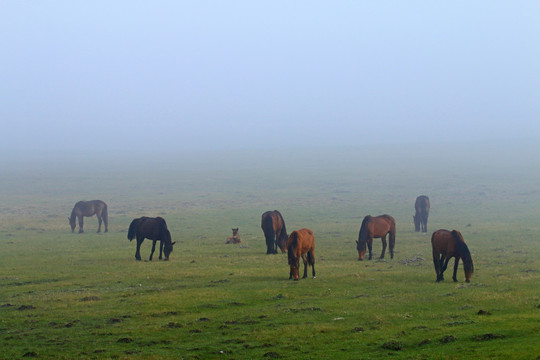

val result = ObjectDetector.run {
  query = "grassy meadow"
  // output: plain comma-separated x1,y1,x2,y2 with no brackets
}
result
1,143,539,359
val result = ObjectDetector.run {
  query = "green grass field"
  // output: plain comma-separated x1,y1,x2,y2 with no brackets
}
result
1,143,539,359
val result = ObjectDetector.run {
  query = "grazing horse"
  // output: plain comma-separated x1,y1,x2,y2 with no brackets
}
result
69,200,108,233
356,214,396,261
414,195,430,233
127,217,176,261
261,210,288,254
287,228,315,281
431,229,473,283
225,228,242,244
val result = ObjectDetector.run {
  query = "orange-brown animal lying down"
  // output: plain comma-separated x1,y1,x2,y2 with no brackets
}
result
225,228,242,244
431,229,474,283
287,228,315,281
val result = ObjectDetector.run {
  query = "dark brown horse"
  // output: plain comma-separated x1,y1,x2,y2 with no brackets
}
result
287,228,315,281
431,229,473,283
261,210,288,254
69,200,108,233
356,214,396,260
414,195,430,233
127,217,175,261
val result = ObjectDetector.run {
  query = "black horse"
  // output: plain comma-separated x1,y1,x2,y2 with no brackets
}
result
127,217,175,261
414,195,430,233
69,200,108,233
261,210,288,254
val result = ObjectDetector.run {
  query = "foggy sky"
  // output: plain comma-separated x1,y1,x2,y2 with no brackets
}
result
1,1,539,157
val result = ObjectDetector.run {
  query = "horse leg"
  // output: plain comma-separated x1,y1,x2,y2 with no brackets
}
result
380,235,387,259
389,231,395,259
440,257,452,281
149,240,157,261
97,215,102,233
433,252,442,282
367,238,373,260
158,240,164,260
452,257,460,282
78,216,84,233
309,249,316,278
135,237,143,261
302,254,308,279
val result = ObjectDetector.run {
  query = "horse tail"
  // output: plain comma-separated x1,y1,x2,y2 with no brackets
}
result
262,213,276,253
102,203,108,225
307,246,315,266
127,218,140,241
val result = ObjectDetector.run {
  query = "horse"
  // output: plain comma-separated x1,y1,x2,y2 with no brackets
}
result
431,229,473,283
225,228,242,244
261,210,288,254
287,228,315,281
356,214,396,261
68,200,108,233
414,195,430,233
127,217,176,261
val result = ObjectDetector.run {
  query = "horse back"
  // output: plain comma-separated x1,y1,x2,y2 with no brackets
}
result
431,229,456,255
73,200,106,216
369,215,395,236
288,228,314,254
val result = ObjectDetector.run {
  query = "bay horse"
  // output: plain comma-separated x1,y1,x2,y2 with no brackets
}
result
261,210,288,254
69,200,108,233
431,229,473,282
356,214,396,261
127,217,176,261
287,228,315,281
414,195,430,233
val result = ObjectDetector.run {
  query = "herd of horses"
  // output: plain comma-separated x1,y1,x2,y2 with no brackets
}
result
69,195,474,283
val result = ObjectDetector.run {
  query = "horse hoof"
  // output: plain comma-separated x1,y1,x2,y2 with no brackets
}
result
312,276,316,279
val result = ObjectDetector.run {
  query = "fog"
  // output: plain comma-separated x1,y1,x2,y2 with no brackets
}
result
1,1,539,161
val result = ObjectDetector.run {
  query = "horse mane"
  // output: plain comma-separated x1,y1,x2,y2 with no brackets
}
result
358,216,372,238
154,217,170,243
452,230,474,272
275,210,288,239
287,231,298,263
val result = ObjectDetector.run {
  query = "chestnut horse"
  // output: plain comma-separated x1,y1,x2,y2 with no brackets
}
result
431,229,473,282
414,195,430,233
127,217,175,261
261,210,288,254
356,214,396,260
69,200,108,233
287,228,315,281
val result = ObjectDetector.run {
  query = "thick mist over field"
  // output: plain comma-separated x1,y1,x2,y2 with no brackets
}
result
1,2,539,161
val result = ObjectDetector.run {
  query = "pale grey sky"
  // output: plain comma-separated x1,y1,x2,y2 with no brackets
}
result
1,1,539,156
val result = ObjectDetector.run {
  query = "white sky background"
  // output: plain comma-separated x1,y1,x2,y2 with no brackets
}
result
1,1,539,156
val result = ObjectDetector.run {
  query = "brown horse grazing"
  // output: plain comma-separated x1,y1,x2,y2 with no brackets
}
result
69,200,108,233
225,228,242,244
261,210,288,254
356,214,396,261
127,217,176,261
287,228,315,281
431,229,473,283
414,195,430,233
